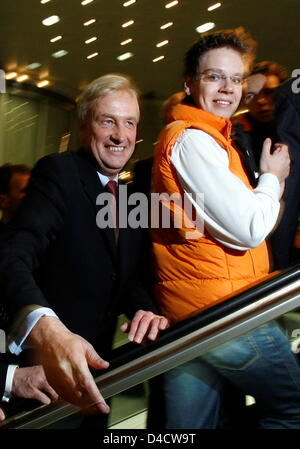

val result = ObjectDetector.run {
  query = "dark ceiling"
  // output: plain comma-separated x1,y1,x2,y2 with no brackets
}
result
1,0,299,101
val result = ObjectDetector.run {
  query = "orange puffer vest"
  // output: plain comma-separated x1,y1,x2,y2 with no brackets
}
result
151,104,270,324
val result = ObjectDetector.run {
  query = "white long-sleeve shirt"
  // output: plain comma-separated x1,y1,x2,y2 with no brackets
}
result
170,128,281,250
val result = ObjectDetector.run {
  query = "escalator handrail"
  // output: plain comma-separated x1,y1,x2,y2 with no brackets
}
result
1,262,300,429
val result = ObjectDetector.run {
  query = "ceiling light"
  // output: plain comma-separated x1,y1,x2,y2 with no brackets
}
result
40,0,51,3
50,35,62,43
160,22,173,30
208,2,221,11
26,63,41,70
165,1,178,8
87,52,98,59
37,80,50,88
196,22,215,33
122,20,134,28
81,0,94,5
123,0,136,6
52,50,68,58
121,38,133,45
5,72,17,80
16,75,29,82
153,56,165,62
117,52,133,61
85,37,97,44
42,15,60,26
156,40,169,48
84,18,96,26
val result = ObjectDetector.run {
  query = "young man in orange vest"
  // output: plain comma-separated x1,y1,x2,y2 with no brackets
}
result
151,29,300,428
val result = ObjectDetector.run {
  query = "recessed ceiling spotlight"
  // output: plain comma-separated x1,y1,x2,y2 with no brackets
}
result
84,18,96,26
26,63,42,70
85,37,97,44
123,0,136,6
52,50,68,58
121,38,133,45
37,80,50,88
122,20,134,28
87,52,98,59
156,40,169,48
40,0,51,3
5,72,18,80
208,2,222,11
160,22,173,30
165,1,178,8
117,52,133,61
81,0,94,5
196,22,215,33
42,15,60,26
50,35,62,43
16,74,29,82
153,56,165,62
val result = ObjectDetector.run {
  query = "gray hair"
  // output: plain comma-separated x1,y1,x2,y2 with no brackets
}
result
77,73,140,121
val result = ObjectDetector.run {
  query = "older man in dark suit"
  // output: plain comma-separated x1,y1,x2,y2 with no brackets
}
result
0,73,168,422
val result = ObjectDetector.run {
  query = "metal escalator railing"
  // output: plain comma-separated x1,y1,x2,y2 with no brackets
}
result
2,263,300,429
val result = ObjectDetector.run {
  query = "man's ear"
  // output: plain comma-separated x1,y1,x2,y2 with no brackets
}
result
184,81,191,96
0,194,9,210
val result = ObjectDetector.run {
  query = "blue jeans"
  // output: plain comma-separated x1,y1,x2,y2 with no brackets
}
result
163,321,300,429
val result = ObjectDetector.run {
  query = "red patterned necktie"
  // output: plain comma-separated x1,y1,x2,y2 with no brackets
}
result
106,180,119,242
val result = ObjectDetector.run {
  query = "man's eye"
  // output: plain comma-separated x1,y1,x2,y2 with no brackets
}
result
208,74,220,81
126,121,135,127
103,119,114,126
232,77,243,84
244,93,255,102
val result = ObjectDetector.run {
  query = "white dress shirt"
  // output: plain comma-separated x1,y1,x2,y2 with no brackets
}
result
170,128,281,250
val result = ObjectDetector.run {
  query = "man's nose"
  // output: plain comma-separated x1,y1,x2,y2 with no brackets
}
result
257,95,268,105
110,125,125,142
219,77,234,92
257,90,271,104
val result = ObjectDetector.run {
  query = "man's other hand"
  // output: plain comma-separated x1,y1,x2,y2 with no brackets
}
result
121,310,169,344
260,138,290,186
12,365,58,404
27,316,110,414
0,406,5,421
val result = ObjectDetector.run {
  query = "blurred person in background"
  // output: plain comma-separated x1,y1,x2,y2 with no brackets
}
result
0,163,57,422
0,164,30,228
234,61,288,166
234,62,300,269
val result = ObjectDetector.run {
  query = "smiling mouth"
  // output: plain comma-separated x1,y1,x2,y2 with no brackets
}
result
107,146,125,152
214,100,232,105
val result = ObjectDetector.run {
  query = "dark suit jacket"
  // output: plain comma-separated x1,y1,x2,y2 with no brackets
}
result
269,78,300,268
275,77,300,163
0,149,157,358
0,362,8,400
0,222,9,401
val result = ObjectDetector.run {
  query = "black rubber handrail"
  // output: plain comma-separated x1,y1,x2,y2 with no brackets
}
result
108,263,300,370
1,262,300,428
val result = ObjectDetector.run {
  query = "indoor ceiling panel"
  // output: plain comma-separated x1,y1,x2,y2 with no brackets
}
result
0,0,299,100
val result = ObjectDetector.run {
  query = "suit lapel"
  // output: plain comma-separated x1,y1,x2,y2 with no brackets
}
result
117,185,141,275
73,149,117,259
